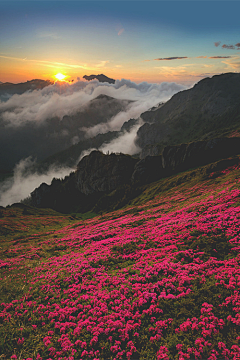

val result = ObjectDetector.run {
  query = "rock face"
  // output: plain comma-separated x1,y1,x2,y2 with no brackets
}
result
29,137,240,212
162,137,240,173
83,74,115,84
131,137,240,184
131,156,163,184
30,182,51,208
136,73,240,151
76,151,138,195
140,144,163,159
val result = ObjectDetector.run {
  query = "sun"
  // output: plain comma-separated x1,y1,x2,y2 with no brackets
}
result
55,73,66,81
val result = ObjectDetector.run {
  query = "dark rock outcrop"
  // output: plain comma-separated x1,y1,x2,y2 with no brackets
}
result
131,156,163,184
83,74,115,84
120,118,139,133
132,137,240,185
28,137,240,212
140,144,162,159
30,182,51,208
76,151,138,195
162,137,240,173
30,151,138,212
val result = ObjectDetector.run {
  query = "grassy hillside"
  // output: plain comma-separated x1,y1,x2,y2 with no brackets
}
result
1,158,240,359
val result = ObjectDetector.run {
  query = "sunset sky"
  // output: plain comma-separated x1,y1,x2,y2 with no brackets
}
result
1,1,240,85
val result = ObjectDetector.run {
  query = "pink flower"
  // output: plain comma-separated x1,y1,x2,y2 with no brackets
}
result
17,337,24,345
176,344,183,350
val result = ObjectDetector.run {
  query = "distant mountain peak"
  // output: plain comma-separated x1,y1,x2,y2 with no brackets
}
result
83,74,115,84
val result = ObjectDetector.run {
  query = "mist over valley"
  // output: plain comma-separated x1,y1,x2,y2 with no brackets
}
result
0,76,187,206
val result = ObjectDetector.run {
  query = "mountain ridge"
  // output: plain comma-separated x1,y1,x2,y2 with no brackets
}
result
83,74,115,84
136,72,240,153
27,137,240,213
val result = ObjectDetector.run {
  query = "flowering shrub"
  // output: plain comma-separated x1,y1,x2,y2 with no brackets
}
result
1,161,240,359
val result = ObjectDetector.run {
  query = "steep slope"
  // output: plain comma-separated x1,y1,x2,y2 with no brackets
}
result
1,158,240,359
136,73,240,152
27,137,240,213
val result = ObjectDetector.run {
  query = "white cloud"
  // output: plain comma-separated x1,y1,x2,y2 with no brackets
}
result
0,78,187,127
99,121,143,155
0,157,72,206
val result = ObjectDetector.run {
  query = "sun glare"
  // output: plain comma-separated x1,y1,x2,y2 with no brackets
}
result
55,73,66,81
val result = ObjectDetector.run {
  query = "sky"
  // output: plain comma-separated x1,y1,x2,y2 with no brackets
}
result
0,1,240,85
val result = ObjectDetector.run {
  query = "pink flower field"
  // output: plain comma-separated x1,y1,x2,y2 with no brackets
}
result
1,161,240,359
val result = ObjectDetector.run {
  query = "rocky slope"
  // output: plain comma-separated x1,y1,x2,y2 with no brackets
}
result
0,79,53,101
136,73,240,152
28,137,240,212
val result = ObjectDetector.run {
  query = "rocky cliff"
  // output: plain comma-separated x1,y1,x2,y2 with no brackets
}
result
76,151,138,195
28,137,240,212
136,73,240,151
30,151,138,212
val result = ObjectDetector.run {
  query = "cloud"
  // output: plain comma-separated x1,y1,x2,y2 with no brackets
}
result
209,56,232,59
78,122,142,162
214,42,221,47
0,78,187,127
95,60,109,68
154,57,188,61
236,43,240,49
222,44,235,50
0,55,90,70
192,73,221,78
222,57,240,70
196,56,208,58
99,121,142,156
0,157,72,206
0,79,188,206
118,28,124,36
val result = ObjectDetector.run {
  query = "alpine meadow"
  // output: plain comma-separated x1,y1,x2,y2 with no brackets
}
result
1,1,240,359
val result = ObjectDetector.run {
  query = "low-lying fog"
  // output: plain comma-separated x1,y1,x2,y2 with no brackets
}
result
0,78,188,206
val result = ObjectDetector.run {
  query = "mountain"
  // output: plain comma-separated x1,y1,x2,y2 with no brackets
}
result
27,137,240,213
2,148,240,360
83,74,115,84
136,73,240,154
0,94,132,172
0,79,53,101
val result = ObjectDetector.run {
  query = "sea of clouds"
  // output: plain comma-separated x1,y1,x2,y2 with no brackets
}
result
0,78,188,206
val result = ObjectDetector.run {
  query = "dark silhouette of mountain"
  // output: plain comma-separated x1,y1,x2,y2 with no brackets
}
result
136,73,240,154
83,74,115,84
0,94,132,172
0,79,53,101
27,137,240,213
